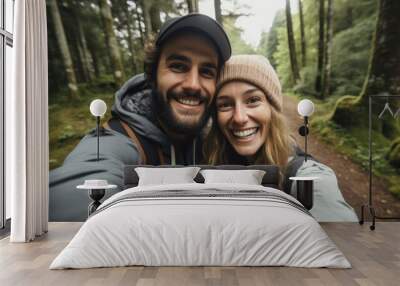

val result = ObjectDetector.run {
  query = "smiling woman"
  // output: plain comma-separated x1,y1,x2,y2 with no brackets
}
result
204,55,294,178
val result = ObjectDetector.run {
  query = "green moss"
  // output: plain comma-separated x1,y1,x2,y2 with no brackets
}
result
312,98,400,198
387,138,400,168
330,95,365,126
49,83,115,170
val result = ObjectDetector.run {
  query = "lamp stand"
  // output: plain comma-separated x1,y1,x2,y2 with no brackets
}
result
96,116,100,161
304,116,308,162
359,94,400,231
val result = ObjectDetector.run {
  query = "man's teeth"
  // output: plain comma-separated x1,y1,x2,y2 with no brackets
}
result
176,98,201,106
232,128,258,138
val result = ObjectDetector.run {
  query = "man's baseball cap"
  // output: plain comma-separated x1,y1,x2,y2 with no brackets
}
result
155,13,231,62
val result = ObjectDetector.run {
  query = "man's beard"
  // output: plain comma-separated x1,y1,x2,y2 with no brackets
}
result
152,89,212,139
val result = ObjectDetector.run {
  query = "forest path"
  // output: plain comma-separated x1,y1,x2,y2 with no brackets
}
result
283,95,400,219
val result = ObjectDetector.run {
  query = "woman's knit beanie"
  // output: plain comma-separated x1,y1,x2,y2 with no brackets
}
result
217,55,282,111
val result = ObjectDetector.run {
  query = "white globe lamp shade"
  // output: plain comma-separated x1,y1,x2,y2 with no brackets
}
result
297,99,315,117
90,99,107,117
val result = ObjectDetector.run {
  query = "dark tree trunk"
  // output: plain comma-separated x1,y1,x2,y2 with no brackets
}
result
331,0,400,139
315,0,325,95
362,0,400,98
89,43,101,78
298,0,306,67
77,23,94,82
96,1,112,75
187,0,194,12
122,0,138,74
187,0,199,13
134,7,145,46
387,137,400,168
322,0,333,98
78,34,94,82
214,0,223,27
84,23,102,78
72,0,95,82
140,0,153,39
346,6,353,27
285,0,300,84
70,1,86,82
48,0,79,99
79,25,94,82
98,0,126,86
149,3,162,33
76,41,87,82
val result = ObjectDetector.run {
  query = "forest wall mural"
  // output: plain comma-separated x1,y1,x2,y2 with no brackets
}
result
47,0,400,221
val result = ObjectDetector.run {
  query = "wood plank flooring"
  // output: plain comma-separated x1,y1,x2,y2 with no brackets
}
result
0,222,399,286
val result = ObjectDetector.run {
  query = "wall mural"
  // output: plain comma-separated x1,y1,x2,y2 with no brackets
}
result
47,0,400,223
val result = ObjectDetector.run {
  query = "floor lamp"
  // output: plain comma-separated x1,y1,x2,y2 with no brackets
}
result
292,99,316,210
83,99,108,216
90,99,107,161
297,99,315,161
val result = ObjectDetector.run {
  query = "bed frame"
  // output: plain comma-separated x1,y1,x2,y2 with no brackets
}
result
123,165,281,190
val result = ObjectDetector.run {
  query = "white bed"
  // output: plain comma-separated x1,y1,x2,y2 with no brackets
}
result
50,183,351,269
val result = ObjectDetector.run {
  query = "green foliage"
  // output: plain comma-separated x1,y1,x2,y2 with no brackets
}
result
90,74,118,91
263,0,377,97
297,0,319,68
293,65,317,96
387,138,400,168
313,108,400,197
331,17,376,96
268,0,400,196
274,27,292,88
257,31,268,57
58,125,80,142
333,0,377,33
258,9,285,68
49,83,115,170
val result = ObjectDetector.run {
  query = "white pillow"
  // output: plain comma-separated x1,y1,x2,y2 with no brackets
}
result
135,167,201,186
200,169,266,185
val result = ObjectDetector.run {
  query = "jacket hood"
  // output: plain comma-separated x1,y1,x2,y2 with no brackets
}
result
111,74,171,147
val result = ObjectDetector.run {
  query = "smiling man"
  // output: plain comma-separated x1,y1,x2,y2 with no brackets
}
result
49,14,231,221
154,32,219,138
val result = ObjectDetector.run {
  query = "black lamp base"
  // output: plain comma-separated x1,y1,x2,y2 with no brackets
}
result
298,116,309,162
296,180,314,210
88,189,105,216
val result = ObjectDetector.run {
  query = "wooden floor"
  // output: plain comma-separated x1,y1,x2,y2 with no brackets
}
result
0,222,399,286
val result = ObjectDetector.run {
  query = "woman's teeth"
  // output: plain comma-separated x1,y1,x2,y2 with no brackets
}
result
232,128,258,138
176,97,201,106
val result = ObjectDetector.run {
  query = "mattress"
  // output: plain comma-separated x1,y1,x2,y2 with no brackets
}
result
50,183,351,269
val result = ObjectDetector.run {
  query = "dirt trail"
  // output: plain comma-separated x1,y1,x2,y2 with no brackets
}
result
283,95,400,220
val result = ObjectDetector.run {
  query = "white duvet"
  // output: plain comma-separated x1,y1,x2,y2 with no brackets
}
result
50,183,350,269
